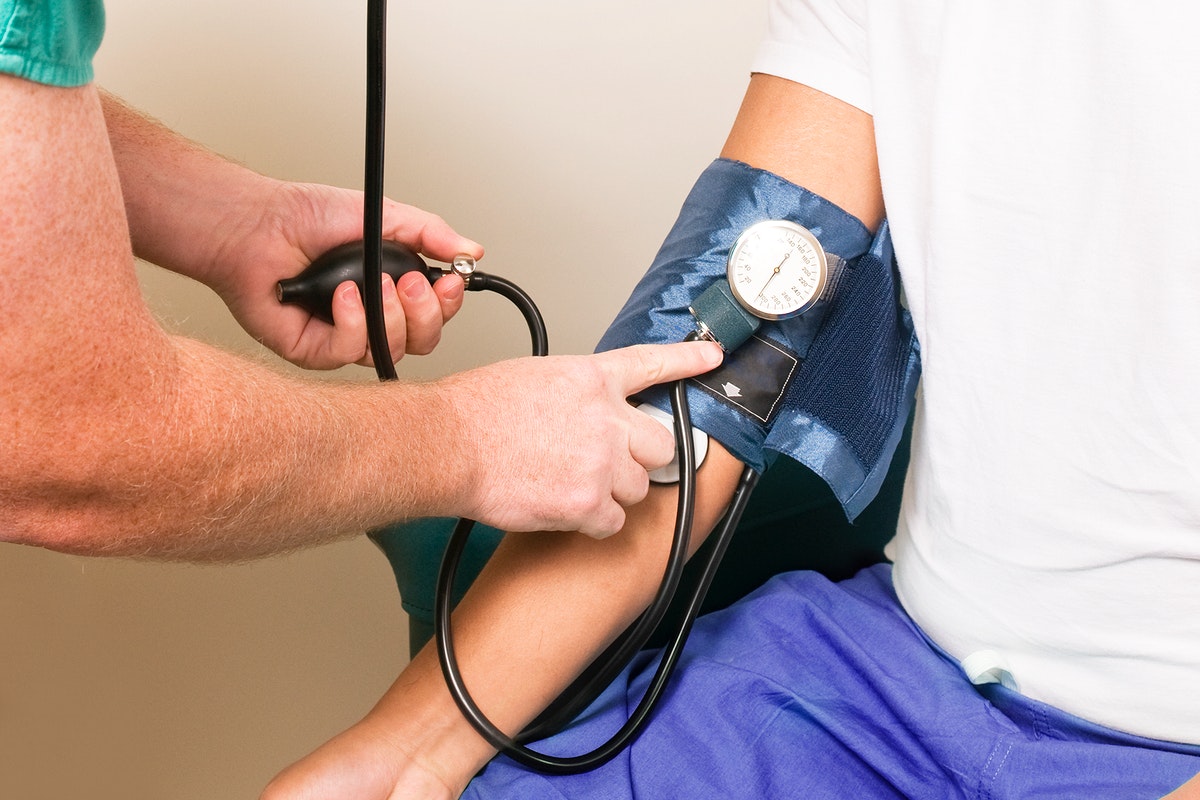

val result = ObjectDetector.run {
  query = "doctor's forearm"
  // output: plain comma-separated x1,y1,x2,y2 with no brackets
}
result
99,88,282,284
2,82,470,559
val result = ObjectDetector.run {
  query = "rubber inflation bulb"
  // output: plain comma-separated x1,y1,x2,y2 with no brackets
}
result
276,239,433,324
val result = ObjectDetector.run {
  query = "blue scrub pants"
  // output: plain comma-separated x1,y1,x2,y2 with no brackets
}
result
463,565,1200,799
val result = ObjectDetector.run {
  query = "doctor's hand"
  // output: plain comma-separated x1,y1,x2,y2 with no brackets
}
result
100,91,479,371
207,181,483,370
440,340,723,538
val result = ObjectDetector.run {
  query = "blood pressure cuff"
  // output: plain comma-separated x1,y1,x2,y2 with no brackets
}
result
0,0,105,87
597,158,921,519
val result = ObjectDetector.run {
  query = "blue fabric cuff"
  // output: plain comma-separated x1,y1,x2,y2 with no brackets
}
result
596,158,920,519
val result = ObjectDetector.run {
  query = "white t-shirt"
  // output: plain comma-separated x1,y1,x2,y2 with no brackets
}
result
755,1,1200,744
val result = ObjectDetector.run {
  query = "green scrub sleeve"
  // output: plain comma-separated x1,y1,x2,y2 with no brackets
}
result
0,0,105,87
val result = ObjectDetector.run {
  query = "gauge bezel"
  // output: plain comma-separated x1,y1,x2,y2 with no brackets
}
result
726,219,829,321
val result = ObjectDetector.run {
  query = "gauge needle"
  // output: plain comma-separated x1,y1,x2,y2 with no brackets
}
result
756,252,791,301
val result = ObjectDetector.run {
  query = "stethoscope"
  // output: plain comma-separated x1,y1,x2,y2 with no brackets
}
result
276,0,830,775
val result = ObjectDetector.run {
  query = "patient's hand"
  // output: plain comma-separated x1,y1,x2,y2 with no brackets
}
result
259,718,456,800
261,644,495,800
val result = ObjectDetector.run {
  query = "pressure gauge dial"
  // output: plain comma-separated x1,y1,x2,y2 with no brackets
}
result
726,219,828,320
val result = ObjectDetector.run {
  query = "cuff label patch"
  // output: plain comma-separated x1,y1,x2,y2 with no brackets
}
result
691,334,799,424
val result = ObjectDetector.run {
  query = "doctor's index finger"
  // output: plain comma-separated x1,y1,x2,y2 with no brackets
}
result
603,341,723,395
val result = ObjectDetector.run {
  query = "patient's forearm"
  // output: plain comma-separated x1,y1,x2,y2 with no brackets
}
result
363,444,744,794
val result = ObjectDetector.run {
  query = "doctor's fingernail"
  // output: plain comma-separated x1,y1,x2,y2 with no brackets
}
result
442,277,464,300
700,341,724,365
400,274,428,300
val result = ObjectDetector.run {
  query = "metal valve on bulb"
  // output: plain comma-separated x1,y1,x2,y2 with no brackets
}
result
276,239,477,324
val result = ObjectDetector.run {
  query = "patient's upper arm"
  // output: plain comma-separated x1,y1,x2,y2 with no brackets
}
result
721,73,884,231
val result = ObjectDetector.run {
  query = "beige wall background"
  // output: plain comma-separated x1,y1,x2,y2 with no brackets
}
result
0,2,763,798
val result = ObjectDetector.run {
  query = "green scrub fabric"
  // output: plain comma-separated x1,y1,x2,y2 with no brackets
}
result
0,0,104,86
